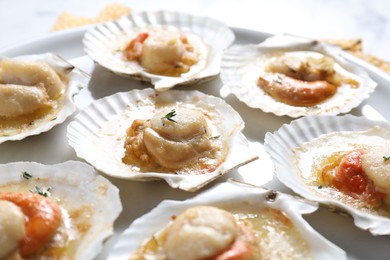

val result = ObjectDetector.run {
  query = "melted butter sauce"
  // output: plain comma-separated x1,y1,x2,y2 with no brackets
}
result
121,103,227,175
0,96,63,137
313,151,390,217
0,69,69,137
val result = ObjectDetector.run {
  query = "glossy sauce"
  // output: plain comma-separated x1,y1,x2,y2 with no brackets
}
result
123,32,198,77
121,107,225,175
320,149,385,207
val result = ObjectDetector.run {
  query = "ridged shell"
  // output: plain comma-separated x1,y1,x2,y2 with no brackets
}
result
0,53,89,143
108,181,346,260
221,35,377,117
83,10,235,91
0,160,122,259
67,88,258,191
264,115,390,235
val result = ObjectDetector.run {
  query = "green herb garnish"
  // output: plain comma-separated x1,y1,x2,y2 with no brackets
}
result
30,186,52,197
318,185,323,189
273,79,282,85
209,135,221,140
383,156,390,161
22,171,33,180
161,109,177,123
273,75,283,85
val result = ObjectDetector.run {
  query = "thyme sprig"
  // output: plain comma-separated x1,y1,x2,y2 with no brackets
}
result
161,109,177,123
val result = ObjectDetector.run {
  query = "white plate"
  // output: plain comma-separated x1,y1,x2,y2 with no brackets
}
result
1,26,390,259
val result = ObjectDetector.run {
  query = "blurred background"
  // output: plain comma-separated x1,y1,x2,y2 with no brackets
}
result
0,0,389,61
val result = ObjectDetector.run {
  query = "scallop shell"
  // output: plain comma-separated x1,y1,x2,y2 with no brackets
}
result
0,160,122,259
108,181,346,260
67,88,258,192
83,10,235,91
264,114,390,235
221,34,377,117
0,53,89,143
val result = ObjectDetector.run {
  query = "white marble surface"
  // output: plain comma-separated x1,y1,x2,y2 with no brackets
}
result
0,0,390,60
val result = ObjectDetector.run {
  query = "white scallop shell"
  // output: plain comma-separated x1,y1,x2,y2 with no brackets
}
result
108,181,346,260
221,35,377,117
264,115,390,235
0,160,122,259
67,88,258,192
0,53,89,143
83,10,235,91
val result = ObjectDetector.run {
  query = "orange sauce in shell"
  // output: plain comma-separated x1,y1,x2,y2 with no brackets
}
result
321,149,386,206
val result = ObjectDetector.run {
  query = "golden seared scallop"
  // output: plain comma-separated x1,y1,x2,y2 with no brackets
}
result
124,31,199,77
0,53,88,143
299,130,390,213
0,58,65,99
0,200,26,259
221,35,376,117
129,206,261,260
0,84,50,117
123,107,216,173
67,89,258,191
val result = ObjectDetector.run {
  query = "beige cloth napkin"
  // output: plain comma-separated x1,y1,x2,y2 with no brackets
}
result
51,3,131,31
322,38,390,73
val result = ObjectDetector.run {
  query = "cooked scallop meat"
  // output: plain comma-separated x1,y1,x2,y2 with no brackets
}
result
109,181,346,260
67,89,258,191
0,84,50,117
83,10,235,90
0,59,65,99
221,35,377,117
264,115,390,235
0,53,88,143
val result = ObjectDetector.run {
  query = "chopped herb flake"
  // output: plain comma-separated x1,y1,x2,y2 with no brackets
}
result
318,185,323,189
22,171,33,179
273,75,283,85
274,79,282,85
30,186,52,197
383,156,390,161
209,135,221,140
